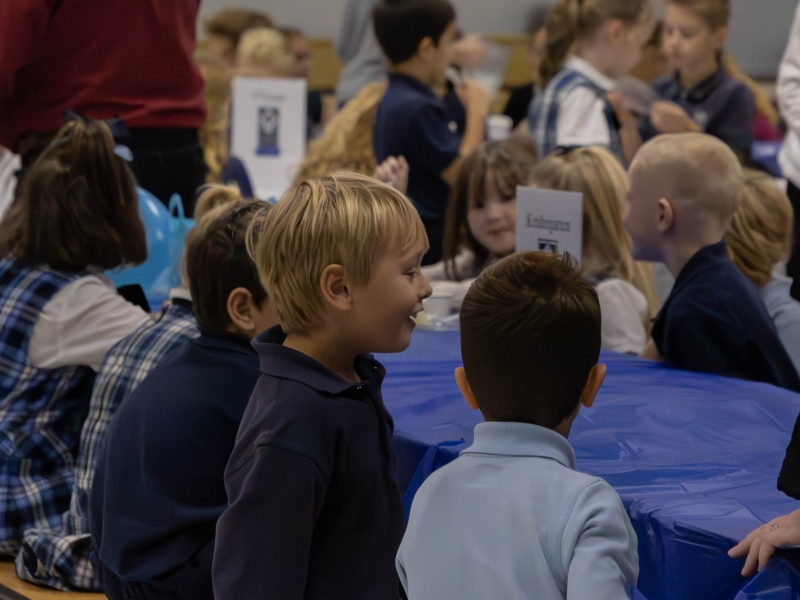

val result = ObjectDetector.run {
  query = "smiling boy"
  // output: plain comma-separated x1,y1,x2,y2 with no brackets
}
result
212,172,432,600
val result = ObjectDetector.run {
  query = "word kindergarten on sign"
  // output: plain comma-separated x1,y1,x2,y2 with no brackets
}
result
515,186,583,264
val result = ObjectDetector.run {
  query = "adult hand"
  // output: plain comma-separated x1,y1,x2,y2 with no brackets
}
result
650,101,700,134
456,79,492,119
729,508,800,576
374,156,409,195
453,33,486,69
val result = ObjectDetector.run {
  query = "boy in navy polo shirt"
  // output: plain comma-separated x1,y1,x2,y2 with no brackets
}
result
212,173,432,600
372,0,492,264
91,201,280,600
625,133,800,391
638,0,755,160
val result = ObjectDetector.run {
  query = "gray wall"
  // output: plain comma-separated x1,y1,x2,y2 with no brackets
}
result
198,0,799,77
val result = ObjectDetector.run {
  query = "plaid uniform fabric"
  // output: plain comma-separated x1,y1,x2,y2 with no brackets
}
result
0,260,95,557
528,69,624,162
16,302,198,590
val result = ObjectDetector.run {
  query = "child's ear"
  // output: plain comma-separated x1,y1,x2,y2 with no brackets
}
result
580,364,606,409
454,367,479,410
417,36,435,59
657,197,675,233
319,264,353,312
227,287,256,333
604,19,626,44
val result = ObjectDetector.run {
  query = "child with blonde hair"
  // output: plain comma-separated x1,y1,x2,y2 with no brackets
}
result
625,133,799,389
638,0,755,159
293,82,388,185
532,146,658,353
213,172,432,599
725,171,800,373
236,27,294,77
528,0,654,163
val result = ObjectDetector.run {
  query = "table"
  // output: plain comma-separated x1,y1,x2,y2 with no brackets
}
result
378,330,800,600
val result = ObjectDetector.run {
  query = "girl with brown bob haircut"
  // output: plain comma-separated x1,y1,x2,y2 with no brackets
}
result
0,118,153,554
0,119,146,270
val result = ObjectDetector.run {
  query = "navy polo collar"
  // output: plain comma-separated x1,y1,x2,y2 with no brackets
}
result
669,65,726,103
388,72,439,100
194,325,257,356
253,325,385,395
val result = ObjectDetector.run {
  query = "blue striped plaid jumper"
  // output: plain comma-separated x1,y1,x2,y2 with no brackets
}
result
528,68,624,162
16,302,198,590
0,259,95,556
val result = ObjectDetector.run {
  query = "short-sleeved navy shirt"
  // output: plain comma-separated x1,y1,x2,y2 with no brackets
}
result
374,73,462,221
640,66,755,154
652,241,800,392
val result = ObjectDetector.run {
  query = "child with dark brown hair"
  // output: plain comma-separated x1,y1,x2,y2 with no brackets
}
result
0,119,150,554
92,201,279,600
398,251,638,600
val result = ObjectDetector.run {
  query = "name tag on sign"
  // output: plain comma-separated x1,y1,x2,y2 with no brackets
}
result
515,186,583,265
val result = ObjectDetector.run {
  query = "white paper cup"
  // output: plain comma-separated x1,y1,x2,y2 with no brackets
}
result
423,296,451,323
486,114,513,141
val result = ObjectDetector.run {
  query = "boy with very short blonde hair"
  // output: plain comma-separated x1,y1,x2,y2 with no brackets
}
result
397,251,638,600
213,172,432,600
625,133,800,390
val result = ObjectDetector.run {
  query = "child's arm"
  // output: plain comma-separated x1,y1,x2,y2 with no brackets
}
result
648,101,702,134
212,445,327,600
607,92,643,164
563,481,638,600
441,80,492,185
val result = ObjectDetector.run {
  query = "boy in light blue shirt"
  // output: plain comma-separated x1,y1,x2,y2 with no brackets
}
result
397,251,638,600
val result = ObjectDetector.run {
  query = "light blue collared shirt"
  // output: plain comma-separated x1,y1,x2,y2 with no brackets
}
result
397,421,638,600
761,275,800,375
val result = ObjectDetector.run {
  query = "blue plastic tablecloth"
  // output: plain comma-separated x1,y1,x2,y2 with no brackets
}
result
378,329,800,600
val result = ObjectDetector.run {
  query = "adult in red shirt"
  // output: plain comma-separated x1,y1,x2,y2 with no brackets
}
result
0,0,207,215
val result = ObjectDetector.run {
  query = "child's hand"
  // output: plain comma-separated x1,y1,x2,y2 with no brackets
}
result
607,91,638,128
457,80,492,119
728,509,800,576
374,156,409,195
650,101,701,134
452,33,486,69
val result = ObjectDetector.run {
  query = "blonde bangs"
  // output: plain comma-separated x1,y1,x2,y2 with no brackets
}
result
256,172,426,334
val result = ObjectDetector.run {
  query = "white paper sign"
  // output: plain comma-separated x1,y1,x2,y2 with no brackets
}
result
231,76,307,200
515,186,583,265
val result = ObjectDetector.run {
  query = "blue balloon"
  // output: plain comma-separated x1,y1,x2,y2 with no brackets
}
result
107,188,171,297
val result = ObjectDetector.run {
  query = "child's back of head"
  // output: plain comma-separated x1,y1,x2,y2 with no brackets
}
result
185,200,272,332
236,27,294,77
0,119,146,272
373,0,455,66
460,251,601,429
726,171,792,288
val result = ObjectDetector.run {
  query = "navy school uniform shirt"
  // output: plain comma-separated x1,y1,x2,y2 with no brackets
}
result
90,326,261,600
374,73,462,222
640,66,755,155
212,325,405,600
652,241,800,392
